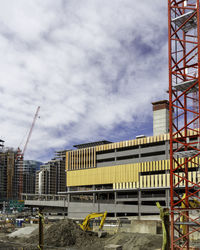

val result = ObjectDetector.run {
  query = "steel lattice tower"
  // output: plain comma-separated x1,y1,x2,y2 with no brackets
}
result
168,0,200,249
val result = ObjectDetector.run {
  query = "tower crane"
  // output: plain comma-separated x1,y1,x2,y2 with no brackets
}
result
168,1,200,249
16,106,40,198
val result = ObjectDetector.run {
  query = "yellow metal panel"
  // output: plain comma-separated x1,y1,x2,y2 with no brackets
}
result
196,156,198,166
193,171,197,184
140,176,143,188
156,161,158,171
66,163,140,187
91,148,93,168
153,161,156,171
167,160,170,170
151,175,154,187
86,149,89,169
155,175,158,187
180,173,184,186
188,158,191,168
71,151,74,170
163,174,166,187
88,148,90,168
147,175,150,187
66,152,69,171
150,161,152,172
159,161,162,171
143,176,146,188
189,172,192,185
83,149,85,169
141,162,143,172
94,148,96,168
145,162,148,172
159,174,162,187
78,150,80,169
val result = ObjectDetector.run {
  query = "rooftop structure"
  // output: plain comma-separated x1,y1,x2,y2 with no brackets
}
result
73,140,112,149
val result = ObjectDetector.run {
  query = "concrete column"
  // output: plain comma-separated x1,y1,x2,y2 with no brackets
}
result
166,189,170,207
63,197,66,218
67,194,70,203
114,191,117,217
138,145,141,159
138,189,141,218
93,193,96,204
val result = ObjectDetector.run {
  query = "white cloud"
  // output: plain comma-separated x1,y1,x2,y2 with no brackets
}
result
0,0,168,162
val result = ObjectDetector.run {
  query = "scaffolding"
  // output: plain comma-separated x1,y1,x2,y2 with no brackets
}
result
168,0,200,249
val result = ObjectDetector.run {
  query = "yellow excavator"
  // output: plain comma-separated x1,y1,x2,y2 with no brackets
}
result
79,211,107,232
181,194,200,235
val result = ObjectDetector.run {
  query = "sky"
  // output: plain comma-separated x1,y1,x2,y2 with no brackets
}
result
0,0,169,162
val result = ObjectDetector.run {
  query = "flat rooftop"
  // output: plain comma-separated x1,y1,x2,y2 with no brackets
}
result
73,140,112,149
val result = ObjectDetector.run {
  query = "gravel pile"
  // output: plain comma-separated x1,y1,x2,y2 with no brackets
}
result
25,219,105,249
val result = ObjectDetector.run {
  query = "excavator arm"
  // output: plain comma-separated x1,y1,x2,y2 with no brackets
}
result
79,211,107,232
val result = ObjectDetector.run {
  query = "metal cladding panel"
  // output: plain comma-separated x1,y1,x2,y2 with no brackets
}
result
147,175,150,187
67,163,139,187
94,133,169,152
66,156,199,187
163,174,166,187
66,152,69,171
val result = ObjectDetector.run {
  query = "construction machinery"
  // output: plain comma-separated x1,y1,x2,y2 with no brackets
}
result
17,106,40,198
181,194,200,235
79,211,107,232
168,1,200,249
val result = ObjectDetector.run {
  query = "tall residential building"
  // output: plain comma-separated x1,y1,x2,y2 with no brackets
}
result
35,151,66,195
23,160,42,194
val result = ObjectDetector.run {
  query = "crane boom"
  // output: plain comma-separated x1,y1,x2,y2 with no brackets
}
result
22,106,40,156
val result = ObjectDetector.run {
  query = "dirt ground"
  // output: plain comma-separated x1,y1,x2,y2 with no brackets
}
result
0,219,163,250
105,232,162,250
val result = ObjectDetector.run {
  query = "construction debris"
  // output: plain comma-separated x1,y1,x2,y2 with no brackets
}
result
24,219,105,249
0,219,163,250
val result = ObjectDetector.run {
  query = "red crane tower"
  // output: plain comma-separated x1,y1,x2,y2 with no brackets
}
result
17,106,40,198
168,0,200,249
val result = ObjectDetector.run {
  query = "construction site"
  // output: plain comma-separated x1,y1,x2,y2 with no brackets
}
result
0,0,200,249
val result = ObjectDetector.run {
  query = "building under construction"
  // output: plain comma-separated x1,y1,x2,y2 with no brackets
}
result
0,141,42,206
23,100,199,219
0,142,20,202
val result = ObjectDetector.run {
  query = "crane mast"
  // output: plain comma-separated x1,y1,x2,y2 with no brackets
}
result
22,106,40,155
168,0,200,249
17,106,40,198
